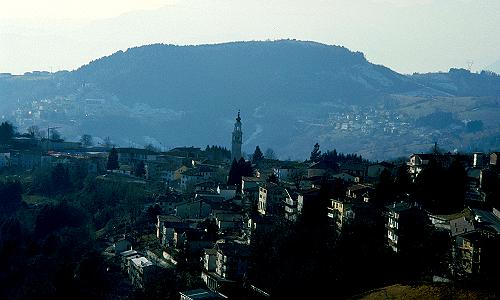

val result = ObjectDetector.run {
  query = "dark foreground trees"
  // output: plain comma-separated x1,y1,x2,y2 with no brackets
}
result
227,158,253,186
0,121,15,144
0,180,23,214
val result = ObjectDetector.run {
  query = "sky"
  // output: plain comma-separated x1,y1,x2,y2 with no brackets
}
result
1,0,499,75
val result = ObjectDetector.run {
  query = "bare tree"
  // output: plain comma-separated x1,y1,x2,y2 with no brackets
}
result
27,125,41,138
103,136,114,148
80,134,93,147
265,148,276,160
144,143,160,152
50,129,63,141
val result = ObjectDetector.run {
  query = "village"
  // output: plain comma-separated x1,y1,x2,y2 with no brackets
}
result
0,113,500,299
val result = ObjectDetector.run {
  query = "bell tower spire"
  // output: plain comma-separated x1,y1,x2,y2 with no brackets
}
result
231,111,243,161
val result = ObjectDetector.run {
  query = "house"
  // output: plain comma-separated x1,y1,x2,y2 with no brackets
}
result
257,183,286,216
217,184,238,201
247,215,276,235
203,248,218,274
472,208,500,235
201,248,232,292
145,160,173,181
176,199,213,219
450,217,475,236
180,169,205,191
180,166,218,191
201,242,250,294
241,177,263,210
215,242,250,281
173,228,215,255
116,147,158,164
297,188,321,216
154,192,184,215
197,165,219,179
385,202,428,253
195,181,218,193
180,289,226,300
214,212,244,232
407,154,434,178
454,231,500,277
273,165,302,182
120,249,141,273
284,189,299,221
472,152,487,168
427,208,474,230
307,161,332,178
40,140,82,151
331,172,358,183
241,176,264,191
9,150,41,169
346,184,374,202
327,198,374,231
129,256,158,289
156,215,189,245
166,147,203,159
408,153,471,179
162,165,189,183
339,162,367,177
367,162,394,179
489,152,500,166
114,238,132,254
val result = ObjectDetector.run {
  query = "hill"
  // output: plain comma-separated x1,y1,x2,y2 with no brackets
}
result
0,40,499,159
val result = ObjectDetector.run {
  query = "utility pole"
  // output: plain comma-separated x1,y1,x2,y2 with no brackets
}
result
47,126,61,152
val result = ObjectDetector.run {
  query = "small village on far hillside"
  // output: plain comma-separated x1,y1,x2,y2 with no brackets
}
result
0,112,500,299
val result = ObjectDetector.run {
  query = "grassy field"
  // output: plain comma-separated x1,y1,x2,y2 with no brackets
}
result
352,284,495,300
22,194,56,206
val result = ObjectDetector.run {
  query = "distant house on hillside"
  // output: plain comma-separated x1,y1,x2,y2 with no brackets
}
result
0,153,10,168
166,147,203,159
116,148,158,164
9,150,41,170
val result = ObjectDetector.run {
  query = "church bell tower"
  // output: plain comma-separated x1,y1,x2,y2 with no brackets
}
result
231,111,242,161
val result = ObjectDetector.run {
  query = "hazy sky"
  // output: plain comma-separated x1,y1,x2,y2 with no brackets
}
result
1,0,499,74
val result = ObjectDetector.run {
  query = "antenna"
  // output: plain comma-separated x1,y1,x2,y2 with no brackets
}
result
467,60,474,72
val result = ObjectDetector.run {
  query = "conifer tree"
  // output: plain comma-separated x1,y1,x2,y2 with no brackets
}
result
106,147,119,170
134,161,146,178
310,143,321,162
252,145,264,164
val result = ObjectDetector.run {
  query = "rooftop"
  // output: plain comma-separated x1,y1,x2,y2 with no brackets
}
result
180,289,226,300
242,176,264,182
131,256,153,268
472,209,500,234
386,202,415,213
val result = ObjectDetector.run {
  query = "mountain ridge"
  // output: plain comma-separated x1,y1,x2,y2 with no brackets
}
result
1,40,499,159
